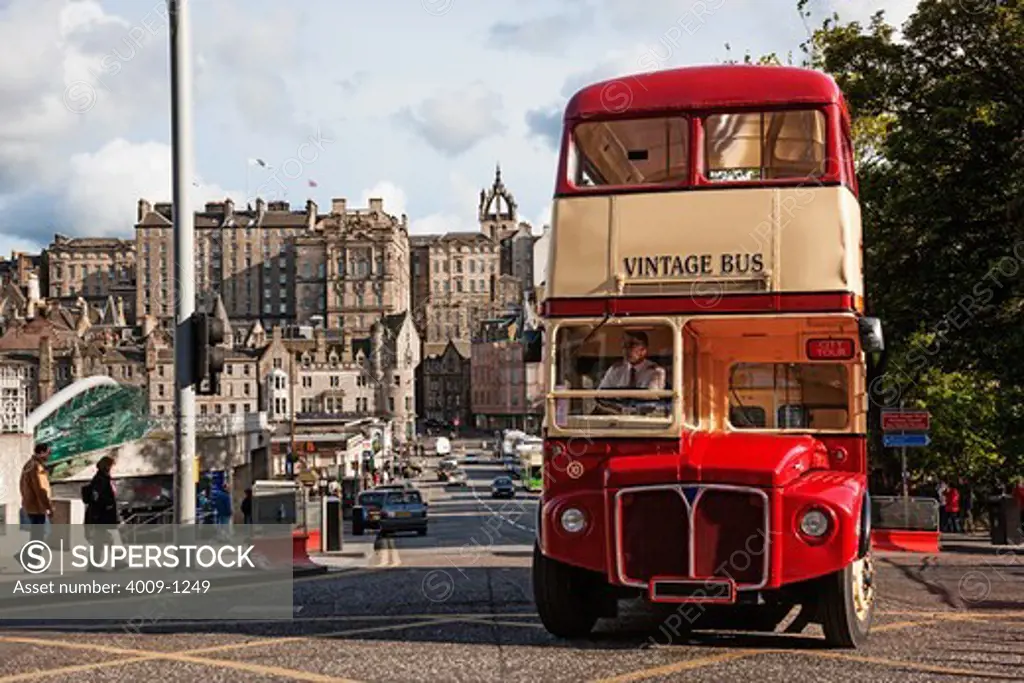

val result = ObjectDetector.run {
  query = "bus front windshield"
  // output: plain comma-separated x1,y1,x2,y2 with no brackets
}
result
552,321,676,430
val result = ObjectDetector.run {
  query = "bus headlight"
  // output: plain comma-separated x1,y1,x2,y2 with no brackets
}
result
799,509,830,538
560,507,586,533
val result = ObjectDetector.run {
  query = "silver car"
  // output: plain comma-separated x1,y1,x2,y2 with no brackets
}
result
378,489,428,536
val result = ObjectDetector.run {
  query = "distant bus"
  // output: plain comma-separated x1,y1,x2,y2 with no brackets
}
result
434,436,451,456
517,440,544,492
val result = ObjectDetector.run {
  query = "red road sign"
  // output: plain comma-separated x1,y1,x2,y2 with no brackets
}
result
882,411,930,432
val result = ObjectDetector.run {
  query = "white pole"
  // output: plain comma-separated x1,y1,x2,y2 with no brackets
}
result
170,0,196,525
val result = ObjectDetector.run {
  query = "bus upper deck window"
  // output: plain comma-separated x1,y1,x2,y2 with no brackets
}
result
705,110,826,182
571,117,689,187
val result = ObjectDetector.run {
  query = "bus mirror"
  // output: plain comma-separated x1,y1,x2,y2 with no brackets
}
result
522,329,543,363
858,317,884,353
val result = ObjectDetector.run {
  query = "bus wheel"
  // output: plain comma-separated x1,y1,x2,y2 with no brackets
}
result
821,555,875,648
532,543,599,638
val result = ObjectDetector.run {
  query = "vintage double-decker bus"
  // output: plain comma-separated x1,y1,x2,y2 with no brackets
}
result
528,64,884,648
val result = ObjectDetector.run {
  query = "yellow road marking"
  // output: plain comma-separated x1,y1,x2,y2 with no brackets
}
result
588,651,756,683
459,617,545,629
801,652,1022,680
0,657,159,683
180,617,464,656
0,618,466,682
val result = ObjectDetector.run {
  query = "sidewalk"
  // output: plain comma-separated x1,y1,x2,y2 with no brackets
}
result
306,518,376,571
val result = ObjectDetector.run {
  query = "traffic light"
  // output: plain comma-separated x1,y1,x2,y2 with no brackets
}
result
191,312,225,395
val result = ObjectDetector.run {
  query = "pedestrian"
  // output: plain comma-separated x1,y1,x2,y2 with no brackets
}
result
212,482,232,526
19,443,52,545
84,457,119,572
936,480,949,528
943,485,961,533
241,488,253,524
959,479,973,533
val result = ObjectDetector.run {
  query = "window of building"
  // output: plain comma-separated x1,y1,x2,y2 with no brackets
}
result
570,116,689,187
704,110,826,181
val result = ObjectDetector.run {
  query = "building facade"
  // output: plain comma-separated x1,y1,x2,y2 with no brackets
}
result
41,235,135,320
135,196,410,344
418,339,471,429
470,315,543,433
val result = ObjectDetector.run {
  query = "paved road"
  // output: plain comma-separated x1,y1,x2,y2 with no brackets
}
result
0,439,1022,681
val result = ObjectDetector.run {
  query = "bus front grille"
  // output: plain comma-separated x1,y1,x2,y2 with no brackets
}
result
615,485,769,590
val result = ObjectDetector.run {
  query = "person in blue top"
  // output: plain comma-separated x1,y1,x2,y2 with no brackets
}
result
211,483,232,526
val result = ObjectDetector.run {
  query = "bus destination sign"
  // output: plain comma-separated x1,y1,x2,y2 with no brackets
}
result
623,253,765,278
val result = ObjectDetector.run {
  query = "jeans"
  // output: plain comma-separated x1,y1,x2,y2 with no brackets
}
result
27,514,47,543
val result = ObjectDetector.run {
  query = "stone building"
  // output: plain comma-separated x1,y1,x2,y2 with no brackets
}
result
135,196,410,345
470,314,543,433
253,311,419,443
41,235,135,319
0,251,40,291
418,339,471,429
409,166,529,346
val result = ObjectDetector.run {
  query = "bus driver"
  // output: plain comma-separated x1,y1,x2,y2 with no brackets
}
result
598,330,666,390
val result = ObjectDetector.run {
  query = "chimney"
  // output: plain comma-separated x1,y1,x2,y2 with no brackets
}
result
224,197,234,220
137,199,152,223
306,200,317,230
27,273,40,305
272,325,283,343
368,198,383,213
331,198,346,215
255,197,266,222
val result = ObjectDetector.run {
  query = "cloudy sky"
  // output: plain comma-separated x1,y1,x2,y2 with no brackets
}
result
0,0,920,256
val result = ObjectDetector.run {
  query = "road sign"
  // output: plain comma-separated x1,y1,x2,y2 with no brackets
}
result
883,433,931,448
882,410,930,432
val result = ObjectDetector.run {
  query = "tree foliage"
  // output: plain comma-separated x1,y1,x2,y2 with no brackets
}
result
802,0,1024,483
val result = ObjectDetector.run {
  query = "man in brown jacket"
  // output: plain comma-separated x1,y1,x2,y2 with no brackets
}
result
20,443,52,543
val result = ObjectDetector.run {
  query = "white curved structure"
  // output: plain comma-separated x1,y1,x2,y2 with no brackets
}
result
23,375,119,434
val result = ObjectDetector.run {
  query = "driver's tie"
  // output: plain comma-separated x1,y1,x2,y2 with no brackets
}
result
628,365,637,389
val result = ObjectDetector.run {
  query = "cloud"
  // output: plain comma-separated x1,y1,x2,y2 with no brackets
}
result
524,53,644,150
487,11,591,55
524,107,563,148
817,0,920,27
409,212,478,236
62,138,240,239
360,181,407,218
395,82,506,156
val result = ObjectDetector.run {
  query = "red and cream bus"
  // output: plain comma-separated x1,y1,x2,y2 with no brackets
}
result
527,65,884,648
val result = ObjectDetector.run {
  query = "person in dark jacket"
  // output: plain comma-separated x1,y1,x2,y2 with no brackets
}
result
241,488,253,524
85,457,119,571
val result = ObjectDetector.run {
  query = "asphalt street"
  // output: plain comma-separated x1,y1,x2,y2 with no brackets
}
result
0,438,1022,682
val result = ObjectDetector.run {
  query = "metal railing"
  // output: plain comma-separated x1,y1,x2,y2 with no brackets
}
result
119,507,218,544
871,496,940,531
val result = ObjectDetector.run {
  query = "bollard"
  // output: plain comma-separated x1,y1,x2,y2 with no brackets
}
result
321,495,342,552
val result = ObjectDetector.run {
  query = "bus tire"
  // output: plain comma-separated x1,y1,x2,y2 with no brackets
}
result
532,543,599,638
820,555,875,648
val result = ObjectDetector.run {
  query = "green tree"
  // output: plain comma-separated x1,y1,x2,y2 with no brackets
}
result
802,0,1024,482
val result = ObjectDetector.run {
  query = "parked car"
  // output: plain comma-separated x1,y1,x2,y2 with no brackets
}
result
491,477,516,499
374,482,418,491
463,453,479,464
445,470,468,488
352,490,387,535
378,489,428,536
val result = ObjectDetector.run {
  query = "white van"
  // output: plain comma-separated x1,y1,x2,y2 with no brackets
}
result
435,436,451,456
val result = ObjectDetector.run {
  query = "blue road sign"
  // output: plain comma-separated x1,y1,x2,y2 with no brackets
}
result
883,433,930,448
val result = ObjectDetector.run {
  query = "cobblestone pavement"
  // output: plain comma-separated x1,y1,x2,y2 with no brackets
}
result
0,446,1021,682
